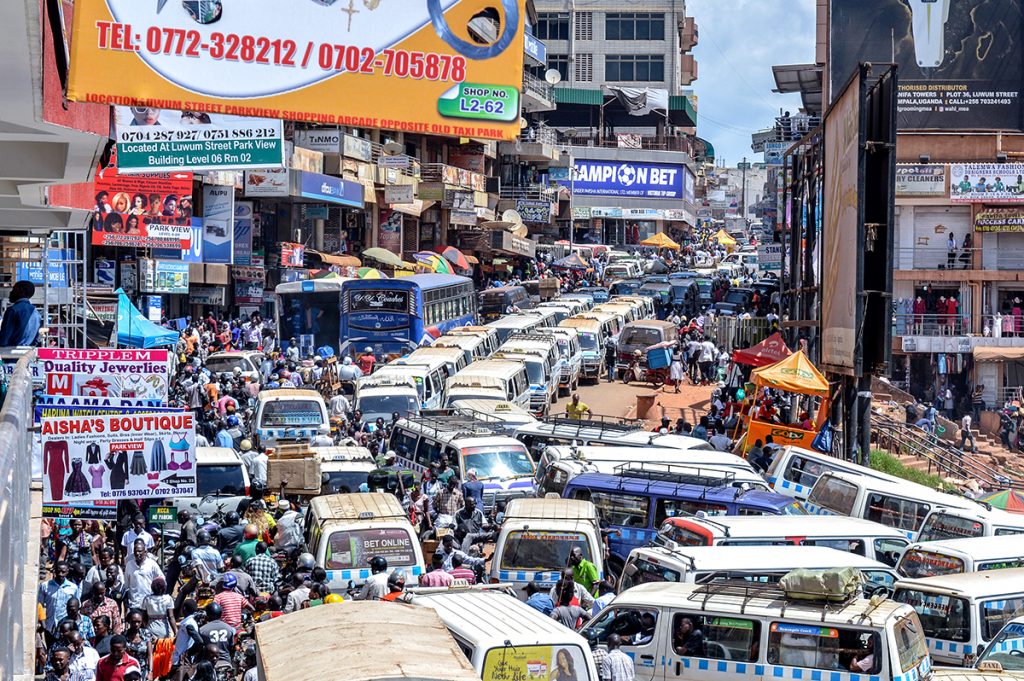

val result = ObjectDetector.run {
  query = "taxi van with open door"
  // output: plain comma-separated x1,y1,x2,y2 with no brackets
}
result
654,515,911,568
897,535,1024,579
302,493,426,594
580,578,932,681
407,584,601,680
893,568,1024,667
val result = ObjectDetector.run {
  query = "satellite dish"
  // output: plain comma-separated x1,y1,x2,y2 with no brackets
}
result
519,117,528,129
544,68,562,85
381,141,404,156
502,209,523,225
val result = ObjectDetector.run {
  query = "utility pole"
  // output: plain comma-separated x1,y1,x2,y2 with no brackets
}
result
740,156,748,221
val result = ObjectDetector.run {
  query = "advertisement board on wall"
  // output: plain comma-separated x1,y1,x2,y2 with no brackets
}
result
293,129,342,154
113,106,283,173
379,209,403,254
39,349,170,400
66,1,528,141
757,243,783,271
189,286,225,306
140,258,190,295
515,199,551,223
552,160,686,199
296,172,364,208
821,71,862,374
234,201,255,266
202,185,235,264
950,164,1024,202
829,0,1023,130
93,166,194,249
385,185,415,205
244,169,289,197
975,208,1024,232
17,250,71,288
280,243,305,268
896,165,947,197
764,142,790,166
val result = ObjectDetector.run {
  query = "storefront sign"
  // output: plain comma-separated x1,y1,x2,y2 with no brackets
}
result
975,207,1024,232
295,171,364,208
233,266,265,282
474,206,495,221
234,201,255,266
189,286,225,306
280,243,306,268
896,165,947,197
119,262,137,296
293,129,342,154
140,258,190,294
490,230,536,258
17,249,71,288
524,33,547,65
234,280,265,305
94,258,116,287
93,166,194,249
515,199,551,223
448,146,487,173
181,219,204,264
202,185,235,264
385,185,415,205
378,155,411,169
758,243,783,271
38,349,170,400
764,142,789,166
553,160,686,199
379,209,403,253
343,135,373,163
244,169,289,197
951,164,1024,203
450,210,478,225
113,106,283,173
571,206,592,219
66,1,528,141
591,207,623,218
41,411,196,502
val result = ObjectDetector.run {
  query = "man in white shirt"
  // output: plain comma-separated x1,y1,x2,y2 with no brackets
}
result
698,339,718,384
67,632,99,681
120,514,155,554
960,413,976,452
604,634,635,681
329,392,351,417
125,540,164,610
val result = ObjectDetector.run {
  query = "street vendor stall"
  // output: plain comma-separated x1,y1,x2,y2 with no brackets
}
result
713,229,737,251
732,332,792,368
640,232,681,251
738,350,831,453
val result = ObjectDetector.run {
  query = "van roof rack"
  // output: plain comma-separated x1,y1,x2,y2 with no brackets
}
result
400,412,501,439
542,413,644,437
686,579,860,620
614,462,737,489
506,333,558,343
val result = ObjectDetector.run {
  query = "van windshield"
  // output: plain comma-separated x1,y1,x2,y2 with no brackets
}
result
977,620,1024,671
620,556,681,590
463,445,535,480
197,464,246,497
260,400,324,427
898,550,965,578
893,613,930,673
357,393,419,422
206,356,254,374
893,588,970,642
577,332,598,351
524,360,545,385
321,470,369,495
500,530,591,570
325,527,417,570
917,513,985,541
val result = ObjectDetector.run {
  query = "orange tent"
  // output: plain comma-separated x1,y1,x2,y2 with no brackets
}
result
731,332,792,368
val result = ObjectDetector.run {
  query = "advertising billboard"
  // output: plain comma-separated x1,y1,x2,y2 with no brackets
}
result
830,0,1023,130
552,160,686,199
66,0,527,141
202,185,235,264
113,106,283,173
950,163,1024,202
92,166,194,249
822,70,863,374
895,165,947,197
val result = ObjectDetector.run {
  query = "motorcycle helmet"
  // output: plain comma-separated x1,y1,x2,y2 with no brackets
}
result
197,529,213,545
387,571,406,588
224,511,240,526
204,602,223,621
221,573,238,590
239,439,253,452
633,349,642,357
324,594,344,604
369,556,388,573
227,414,240,428
297,553,316,571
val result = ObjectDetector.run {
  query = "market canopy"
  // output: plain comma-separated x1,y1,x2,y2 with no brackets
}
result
362,247,406,268
750,349,829,396
713,229,737,245
641,232,680,251
732,332,793,368
116,291,177,349
552,253,590,270
974,346,1024,362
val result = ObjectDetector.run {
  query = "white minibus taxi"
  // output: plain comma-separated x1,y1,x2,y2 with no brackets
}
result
894,568,1024,666
804,470,980,540
408,585,601,680
620,545,900,593
491,498,603,597
969,614,1024,674
433,334,488,365
485,314,542,344
917,505,1024,542
446,325,501,356
444,359,531,411
403,345,469,379
373,358,449,411
580,579,932,681
765,445,900,501
653,515,911,567
897,536,1024,579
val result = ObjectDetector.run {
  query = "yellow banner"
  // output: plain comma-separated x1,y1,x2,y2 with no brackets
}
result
67,0,527,141
742,419,817,452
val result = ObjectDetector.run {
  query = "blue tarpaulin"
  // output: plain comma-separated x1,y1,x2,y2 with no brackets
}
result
116,291,177,348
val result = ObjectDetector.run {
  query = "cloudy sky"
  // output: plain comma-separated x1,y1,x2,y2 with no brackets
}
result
687,0,817,165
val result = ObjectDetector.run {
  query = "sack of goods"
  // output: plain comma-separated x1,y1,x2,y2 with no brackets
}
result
779,567,862,602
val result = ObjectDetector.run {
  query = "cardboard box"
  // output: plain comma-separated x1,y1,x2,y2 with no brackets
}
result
268,458,321,494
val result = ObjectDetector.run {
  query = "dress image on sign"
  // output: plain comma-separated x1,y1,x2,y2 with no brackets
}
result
44,441,70,502
64,460,92,497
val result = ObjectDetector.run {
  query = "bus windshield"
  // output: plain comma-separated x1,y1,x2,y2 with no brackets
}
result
463,445,535,480
357,393,420,422
577,332,599,351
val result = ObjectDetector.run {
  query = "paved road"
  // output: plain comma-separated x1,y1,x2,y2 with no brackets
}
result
574,373,713,426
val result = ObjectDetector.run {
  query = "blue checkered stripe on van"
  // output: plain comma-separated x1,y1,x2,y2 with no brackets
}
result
990,637,1024,653
614,527,656,542
326,565,423,582
927,638,972,656
658,658,882,681
498,569,605,585
768,476,809,497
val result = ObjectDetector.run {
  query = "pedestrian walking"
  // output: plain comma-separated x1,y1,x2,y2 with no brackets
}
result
960,414,976,453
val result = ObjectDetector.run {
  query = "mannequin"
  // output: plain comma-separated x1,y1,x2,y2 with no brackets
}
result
913,296,926,335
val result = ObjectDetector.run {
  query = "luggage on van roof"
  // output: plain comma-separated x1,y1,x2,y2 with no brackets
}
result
307,492,406,523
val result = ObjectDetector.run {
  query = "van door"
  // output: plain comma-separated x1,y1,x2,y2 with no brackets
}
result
585,606,666,681
664,609,765,681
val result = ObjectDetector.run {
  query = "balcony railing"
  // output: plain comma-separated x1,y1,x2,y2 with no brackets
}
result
893,313,971,336
895,246,979,270
523,71,555,103
979,314,1024,338
996,251,1024,271
563,134,694,154
771,115,821,141
498,184,558,200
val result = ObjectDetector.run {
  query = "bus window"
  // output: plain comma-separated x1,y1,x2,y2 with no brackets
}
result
587,491,650,529
415,438,442,467
865,494,929,533
767,623,879,673
671,613,761,661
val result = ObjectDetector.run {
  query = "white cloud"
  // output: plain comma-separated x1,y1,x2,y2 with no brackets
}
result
687,0,817,164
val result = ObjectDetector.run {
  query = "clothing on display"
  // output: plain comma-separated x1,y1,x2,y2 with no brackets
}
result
149,440,168,472
86,443,102,465
167,436,192,471
64,459,92,496
108,450,129,490
44,440,70,502
88,465,106,489
129,450,148,476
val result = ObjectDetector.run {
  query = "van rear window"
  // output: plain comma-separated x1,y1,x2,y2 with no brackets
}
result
260,400,324,427
500,531,591,570
573,490,649,528
807,477,857,515
898,549,966,578
620,556,681,591
326,528,416,570
619,327,664,346
658,521,712,547
197,464,246,497
893,589,970,642
917,513,985,541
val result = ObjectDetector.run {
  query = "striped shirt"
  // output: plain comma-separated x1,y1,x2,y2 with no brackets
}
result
447,567,476,584
213,591,251,629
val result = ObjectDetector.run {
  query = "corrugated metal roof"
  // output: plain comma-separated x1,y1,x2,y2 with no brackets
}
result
554,87,603,105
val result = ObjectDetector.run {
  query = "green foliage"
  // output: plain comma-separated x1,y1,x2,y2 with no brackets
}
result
869,450,957,492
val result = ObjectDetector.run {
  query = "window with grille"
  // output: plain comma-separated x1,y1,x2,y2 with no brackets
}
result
605,12,665,40
605,54,665,82
574,11,593,40
574,53,593,82
536,12,569,40
528,54,569,82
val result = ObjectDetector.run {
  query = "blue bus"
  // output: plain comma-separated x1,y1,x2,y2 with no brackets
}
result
275,278,353,354
340,274,477,358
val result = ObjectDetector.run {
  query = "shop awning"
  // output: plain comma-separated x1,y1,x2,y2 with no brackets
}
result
733,332,792,368
751,350,830,396
308,250,361,267
974,346,1024,362
640,232,680,251
390,199,435,218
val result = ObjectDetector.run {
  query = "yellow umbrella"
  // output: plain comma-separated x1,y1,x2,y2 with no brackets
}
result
713,229,737,245
640,232,680,251
356,267,387,279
